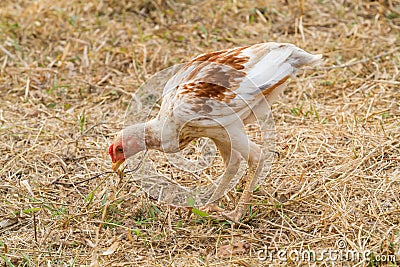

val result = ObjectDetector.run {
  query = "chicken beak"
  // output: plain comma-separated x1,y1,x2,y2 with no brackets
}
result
112,159,125,172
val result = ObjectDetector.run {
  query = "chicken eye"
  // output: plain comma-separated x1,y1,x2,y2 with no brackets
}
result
117,147,123,153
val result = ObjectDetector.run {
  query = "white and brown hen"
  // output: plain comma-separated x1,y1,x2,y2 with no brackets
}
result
109,42,321,222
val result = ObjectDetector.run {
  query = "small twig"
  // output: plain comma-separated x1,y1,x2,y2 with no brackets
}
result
373,79,400,85
3,242,8,267
53,151,148,187
0,44,15,59
53,171,114,187
24,77,30,100
122,150,149,174
33,213,38,244
319,47,400,70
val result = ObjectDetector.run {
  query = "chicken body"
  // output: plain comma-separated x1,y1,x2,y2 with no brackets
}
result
109,42,321,222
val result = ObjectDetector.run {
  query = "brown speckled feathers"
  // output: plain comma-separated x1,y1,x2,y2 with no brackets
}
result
159,42,321,127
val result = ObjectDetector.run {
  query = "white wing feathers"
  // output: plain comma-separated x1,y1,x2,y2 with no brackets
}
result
159,42,321,127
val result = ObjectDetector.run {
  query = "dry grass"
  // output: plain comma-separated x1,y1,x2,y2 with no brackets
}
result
1,0,399,266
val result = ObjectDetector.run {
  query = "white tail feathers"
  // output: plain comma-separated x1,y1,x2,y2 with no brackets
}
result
287,45,322,68
243,43,321,92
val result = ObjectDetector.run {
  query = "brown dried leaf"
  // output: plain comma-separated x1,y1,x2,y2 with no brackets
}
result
101,241,119,256
216,241,250,258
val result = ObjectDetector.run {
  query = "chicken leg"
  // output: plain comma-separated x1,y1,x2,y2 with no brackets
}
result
223,140,263,223
202,140,242,213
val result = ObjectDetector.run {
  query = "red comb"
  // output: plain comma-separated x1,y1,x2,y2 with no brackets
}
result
108,144,115,162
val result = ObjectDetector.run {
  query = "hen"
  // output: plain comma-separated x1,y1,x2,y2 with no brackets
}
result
109,42,321,222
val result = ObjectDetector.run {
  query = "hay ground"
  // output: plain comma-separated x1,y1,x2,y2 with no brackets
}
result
1,0,399,266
